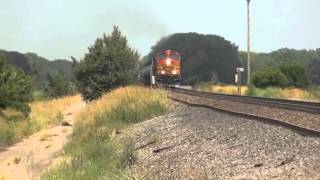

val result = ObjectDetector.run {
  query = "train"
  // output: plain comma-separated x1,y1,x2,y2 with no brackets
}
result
151,50,181,86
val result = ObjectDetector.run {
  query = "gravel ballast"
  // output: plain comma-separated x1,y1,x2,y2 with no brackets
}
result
171,92,320,132
126,102,320,179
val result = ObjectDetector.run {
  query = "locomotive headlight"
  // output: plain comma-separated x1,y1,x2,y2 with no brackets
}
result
161,70,165,74
172,70,177,75
166,59,171,66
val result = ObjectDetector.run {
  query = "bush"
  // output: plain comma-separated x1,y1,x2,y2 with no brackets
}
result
244,85,258,96
0,56,34,115
0,122,15,145
279,63,310,88
45,71,76,98
251,67,289,88
75,26,139,102
245,86,286,99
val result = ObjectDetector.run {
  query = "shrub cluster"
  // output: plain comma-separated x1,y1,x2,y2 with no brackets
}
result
280,64,310,88
0,56,34,115
45,71,76,98
251,64,309,88
245,85,286,99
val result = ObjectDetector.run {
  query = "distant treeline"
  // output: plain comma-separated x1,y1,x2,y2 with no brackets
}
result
0,50,74,89
2,32,320,96
240,49,320,85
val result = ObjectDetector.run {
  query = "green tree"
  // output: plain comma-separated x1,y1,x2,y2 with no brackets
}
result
279,64,309,88
251,67,289,88
0,56,34,115
75,26,139,101
45,71,76,98
246,48,320,85
307,57,320,85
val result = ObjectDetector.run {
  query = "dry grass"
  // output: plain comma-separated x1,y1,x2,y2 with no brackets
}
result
42,86,170,179
280,88,309,100
29,95,81,129
75,86,168,125
0,95,82,145
0,174,6,180
201,84,320,102
209,85,247,95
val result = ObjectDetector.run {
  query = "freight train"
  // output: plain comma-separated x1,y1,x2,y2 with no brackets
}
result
151,50,181,86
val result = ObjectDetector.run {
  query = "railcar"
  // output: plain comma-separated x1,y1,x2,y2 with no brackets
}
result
152,50,181,86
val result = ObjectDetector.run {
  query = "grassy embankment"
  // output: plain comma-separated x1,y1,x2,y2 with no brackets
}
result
0,95,81,146
200,83,320,101
42,86,170,179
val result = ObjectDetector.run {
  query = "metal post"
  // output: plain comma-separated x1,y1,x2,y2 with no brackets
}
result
247,0,251,85
236,68,244,95
237,72,240,95
239,72,242,95
150,59,154,88
150,70,153,88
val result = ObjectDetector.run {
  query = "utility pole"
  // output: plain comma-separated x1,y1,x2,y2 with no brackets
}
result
246,0,251,85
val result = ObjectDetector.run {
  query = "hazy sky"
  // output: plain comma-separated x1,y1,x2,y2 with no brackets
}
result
1,0,319,60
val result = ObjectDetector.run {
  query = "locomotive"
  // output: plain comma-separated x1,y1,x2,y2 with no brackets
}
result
151,50,181,86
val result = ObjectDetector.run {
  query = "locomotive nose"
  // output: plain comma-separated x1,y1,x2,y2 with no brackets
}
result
166,58,171,66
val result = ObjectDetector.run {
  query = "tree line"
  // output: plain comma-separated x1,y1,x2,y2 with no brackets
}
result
240,48,320,86
1,27,319,117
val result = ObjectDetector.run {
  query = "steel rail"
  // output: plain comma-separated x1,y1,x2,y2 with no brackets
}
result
170,96,320,137
171,88,320,114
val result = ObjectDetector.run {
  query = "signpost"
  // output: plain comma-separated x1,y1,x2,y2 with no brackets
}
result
150,58,156,88
236,68,244,95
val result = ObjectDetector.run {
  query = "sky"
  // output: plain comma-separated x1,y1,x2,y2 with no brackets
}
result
1,0,320,60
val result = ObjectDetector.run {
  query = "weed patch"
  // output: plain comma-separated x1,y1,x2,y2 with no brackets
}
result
245,86,286,98
42,86,170,179
0,95,81,146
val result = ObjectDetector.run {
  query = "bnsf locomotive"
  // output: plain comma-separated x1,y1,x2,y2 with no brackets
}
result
152,50,181,85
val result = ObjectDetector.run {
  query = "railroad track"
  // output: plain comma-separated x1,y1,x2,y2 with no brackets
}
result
168,87,320,137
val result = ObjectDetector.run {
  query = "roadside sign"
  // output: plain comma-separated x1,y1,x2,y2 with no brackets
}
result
236,68,244,72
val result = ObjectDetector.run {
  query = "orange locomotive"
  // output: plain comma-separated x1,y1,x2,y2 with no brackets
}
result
152,50,181,85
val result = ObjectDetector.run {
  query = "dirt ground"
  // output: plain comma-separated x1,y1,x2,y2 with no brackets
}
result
0,102,85,180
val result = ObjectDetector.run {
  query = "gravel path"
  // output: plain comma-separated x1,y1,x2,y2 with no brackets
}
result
127,102,320,179
171,92,320,131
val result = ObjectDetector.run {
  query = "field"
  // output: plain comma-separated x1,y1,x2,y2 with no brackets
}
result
200,84,320,101
42,86,170,179
0,95,82,146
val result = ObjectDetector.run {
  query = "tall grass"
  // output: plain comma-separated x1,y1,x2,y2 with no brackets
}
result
199,83,320,101
245,86,286,99
42,86,170,180
245,86,320,101
0,95,81,146
304,86,320,101
199,83,247,95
